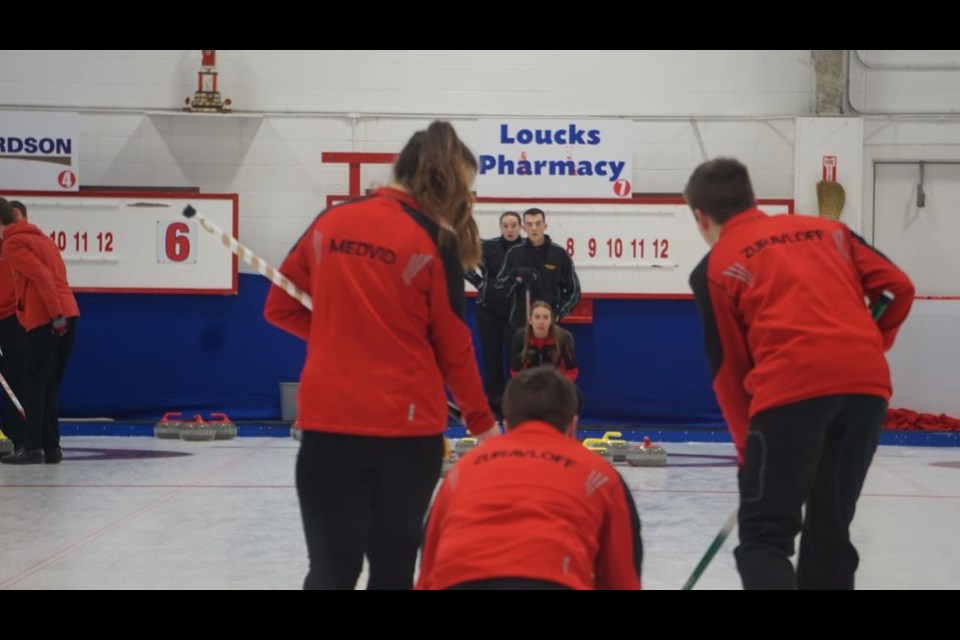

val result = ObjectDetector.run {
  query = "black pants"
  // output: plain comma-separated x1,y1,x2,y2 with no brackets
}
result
476,306,511,418
447,578,570,590
0,314,26,447
735,394,887,590
296,430,443,590
22,318,77,452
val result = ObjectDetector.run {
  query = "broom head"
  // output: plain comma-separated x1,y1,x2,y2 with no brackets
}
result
817,180,845,220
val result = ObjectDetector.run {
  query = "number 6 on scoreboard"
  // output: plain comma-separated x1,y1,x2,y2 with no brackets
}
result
157,221,197,264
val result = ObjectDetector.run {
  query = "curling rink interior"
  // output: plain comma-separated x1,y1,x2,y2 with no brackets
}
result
1,436,957,589
3,50,960,590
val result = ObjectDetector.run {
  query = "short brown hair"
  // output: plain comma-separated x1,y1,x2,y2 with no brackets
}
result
8,200,27,218
0,198,16,226
502,366,578,432
499,210,521,226
684,157,756,224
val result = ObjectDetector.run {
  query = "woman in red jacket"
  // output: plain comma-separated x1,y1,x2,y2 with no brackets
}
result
264,121,498,590
510,300,578,381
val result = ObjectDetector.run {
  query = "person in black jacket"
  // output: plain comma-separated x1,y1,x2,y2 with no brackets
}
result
497,208,580,332
464,211,523,419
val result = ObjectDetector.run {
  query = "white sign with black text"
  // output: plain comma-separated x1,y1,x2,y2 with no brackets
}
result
0,111,80,191
475,120,633,199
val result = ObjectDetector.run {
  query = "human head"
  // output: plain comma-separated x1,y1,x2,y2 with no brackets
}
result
522,207,547,246
0,198,19,226
522,300,570,368
499,211,521,242
502,365,579,436
529,300,554,339
684,158,756,247
393,121,481,268
8,200,27,220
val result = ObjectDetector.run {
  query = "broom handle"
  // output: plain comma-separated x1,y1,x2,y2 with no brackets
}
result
182,205,313,311
0,370,25,420
682,510,737,590
871,290,895,321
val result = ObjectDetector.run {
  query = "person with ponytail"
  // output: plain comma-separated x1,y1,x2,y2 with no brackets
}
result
265,121,498,590
464,211,523,420
510,300,578,382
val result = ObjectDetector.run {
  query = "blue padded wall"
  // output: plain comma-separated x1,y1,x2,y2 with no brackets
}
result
61,275,723,427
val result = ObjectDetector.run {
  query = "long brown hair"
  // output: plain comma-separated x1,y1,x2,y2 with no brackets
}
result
521,300,573,366
393,121,481,268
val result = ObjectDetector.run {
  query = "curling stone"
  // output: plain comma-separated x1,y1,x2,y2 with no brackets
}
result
601,431,631,463
180,414,218,442
154,412,184,439
0,430,12,455
441,438,455,476
582,437,613,459
626,436,668,467
454,437,478,457
442,437,480,476
209,412,237,440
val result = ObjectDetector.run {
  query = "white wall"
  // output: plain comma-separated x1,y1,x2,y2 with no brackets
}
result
887,300,960,417
794,117,864,228
872,161,960,297
0,50,814,116
849,50,960,114
0,50,811,267
862,117,960,417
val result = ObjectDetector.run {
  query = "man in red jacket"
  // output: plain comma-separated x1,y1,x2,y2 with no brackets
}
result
0,198,79,465
417,366,642,590
0,200,28,454
685,158,914,589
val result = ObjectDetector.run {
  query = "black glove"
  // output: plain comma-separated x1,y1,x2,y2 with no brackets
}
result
51,315,67,337
515,267,539,283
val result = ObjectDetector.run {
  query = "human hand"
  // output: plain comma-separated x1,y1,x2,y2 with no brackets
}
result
474,424,501,443
515,267,538,283
51,316,67,337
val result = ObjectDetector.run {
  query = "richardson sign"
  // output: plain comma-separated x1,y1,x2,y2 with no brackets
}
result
0,111,79,191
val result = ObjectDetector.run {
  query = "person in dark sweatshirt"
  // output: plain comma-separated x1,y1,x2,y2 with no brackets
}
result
497,207,580,333
464,210,522,419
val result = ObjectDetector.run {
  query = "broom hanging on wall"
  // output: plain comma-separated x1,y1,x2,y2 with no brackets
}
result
816,180,846,220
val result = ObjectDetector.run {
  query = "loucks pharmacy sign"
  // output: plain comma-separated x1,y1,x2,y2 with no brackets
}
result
475,119,633,199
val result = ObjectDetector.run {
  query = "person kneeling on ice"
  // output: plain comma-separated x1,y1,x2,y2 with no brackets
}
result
417,366,642,590
510,300,578,382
